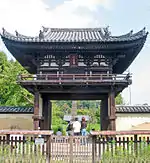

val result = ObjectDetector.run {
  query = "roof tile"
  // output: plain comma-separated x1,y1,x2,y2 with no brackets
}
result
116,105,150,113
0,105,149,114
1,27,148,43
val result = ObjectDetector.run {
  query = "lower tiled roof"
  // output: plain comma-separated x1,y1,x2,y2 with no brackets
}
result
116,105,150,113
0,106,33,113
0,105,149,114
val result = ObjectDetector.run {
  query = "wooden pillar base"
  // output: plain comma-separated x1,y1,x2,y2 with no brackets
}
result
100,88,116,131
32,115,43,130
108,88,116,131
106,115,116,131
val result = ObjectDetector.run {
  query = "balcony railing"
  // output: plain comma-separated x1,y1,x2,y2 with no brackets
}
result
18,73,132,85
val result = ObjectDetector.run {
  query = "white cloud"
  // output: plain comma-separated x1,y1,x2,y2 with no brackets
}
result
0,0,49,35
0,0,113,36
0,0,113,60
70,0,114,10
0,0,113,58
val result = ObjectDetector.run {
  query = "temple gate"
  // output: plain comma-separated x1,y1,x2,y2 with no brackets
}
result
1,27,148,130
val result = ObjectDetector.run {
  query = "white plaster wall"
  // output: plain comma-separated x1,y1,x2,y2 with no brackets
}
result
0,114,33,119
116,113,150,131
0,114,33,129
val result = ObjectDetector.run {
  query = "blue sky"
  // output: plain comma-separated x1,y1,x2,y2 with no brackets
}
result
0,0,150,105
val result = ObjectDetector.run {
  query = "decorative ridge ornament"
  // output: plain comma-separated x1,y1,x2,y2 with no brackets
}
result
15,30,19,37
103,26,111,39
39,30,44,40
2,27,5,36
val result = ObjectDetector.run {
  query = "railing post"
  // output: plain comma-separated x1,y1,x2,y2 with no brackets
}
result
134,134,138,157
86,75,89,84
69,136,73,163
46,74,48,80
92,135,96,163
6,134,10,145
101,74,102,81
46,135,51,163
59,76,61,84
73,74,75,81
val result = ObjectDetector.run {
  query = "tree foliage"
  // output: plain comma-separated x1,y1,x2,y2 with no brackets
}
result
116,93,124,105
0,52,33,106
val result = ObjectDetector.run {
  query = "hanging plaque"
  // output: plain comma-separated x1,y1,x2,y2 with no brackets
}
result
69,54,78,67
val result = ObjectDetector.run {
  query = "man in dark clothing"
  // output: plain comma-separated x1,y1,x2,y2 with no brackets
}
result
66,121,73,136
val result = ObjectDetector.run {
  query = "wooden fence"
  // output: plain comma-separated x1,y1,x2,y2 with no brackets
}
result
51,135,92,162
91,130,150,163
0,130,52,163
0,130,150,162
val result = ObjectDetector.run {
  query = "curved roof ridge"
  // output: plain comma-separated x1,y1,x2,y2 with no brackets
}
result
111,28,148,40
132,27,148,37
15,30,36,39
111,30,133,39
1,28,15,38
44,27,105,32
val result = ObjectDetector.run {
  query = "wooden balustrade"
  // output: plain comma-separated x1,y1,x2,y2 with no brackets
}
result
18,73,132,84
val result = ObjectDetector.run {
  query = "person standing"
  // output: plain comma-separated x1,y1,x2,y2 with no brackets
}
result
56,128,62,136
66,120,74,136
81,117,87,145
73,117,81,136
81,117,87,136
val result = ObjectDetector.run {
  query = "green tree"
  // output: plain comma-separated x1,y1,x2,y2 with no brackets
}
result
115,94,124,105
52,101,67,134
0,51,33,106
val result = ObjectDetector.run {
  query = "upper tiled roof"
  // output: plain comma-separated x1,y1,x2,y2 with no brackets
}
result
1,27,148,43
116,105,150,113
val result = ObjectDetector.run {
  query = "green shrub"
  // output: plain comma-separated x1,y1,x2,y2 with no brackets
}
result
100,142,150,162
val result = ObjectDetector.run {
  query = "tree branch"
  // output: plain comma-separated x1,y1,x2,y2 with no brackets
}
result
23,95,34,105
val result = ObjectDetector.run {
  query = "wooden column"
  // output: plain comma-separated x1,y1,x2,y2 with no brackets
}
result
48,101,52,130
100,97,109,130
42,96,52,130
108,88,116,130
33,91,42,130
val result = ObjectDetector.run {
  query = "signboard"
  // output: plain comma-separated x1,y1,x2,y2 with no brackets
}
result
69,54,78,67
35,138,44,145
